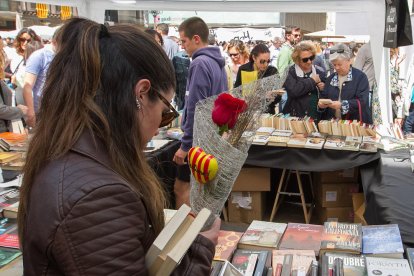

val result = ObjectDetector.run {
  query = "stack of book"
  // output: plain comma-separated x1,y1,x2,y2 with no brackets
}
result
268,130,292,147
252,127,275,145
209,219,414,276
0,218,20,269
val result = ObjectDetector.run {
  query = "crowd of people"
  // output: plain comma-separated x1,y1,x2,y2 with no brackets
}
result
0,16,413,274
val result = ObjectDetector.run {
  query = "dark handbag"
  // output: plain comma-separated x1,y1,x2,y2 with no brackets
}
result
346,99,363,122
384,0,413,48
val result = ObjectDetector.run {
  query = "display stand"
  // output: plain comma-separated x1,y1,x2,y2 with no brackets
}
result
270,169,315,224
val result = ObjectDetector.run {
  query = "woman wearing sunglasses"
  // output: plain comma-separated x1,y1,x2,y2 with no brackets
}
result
282,41,326,119
234,43,280,114
18,18,219,275
7,28,41,83
225,39,249,90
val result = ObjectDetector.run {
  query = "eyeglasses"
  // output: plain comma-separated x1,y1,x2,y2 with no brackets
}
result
259,59,271,65
301,55,315,63
229,53,240,57
156,91,179,128
19,38,31,43
293,34,301,38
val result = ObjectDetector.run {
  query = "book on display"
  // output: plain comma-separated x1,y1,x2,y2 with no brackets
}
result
365,256,412,276
214,231,243,261
278,223,324,255
238,221,287,250
362,224,404,258
319,222,362,255
320,252,366,276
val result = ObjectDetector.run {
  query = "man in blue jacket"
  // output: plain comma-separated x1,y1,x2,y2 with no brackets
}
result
173,17,228,208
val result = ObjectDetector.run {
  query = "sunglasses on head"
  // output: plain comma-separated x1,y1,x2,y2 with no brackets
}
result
330,48,345,54
229,53,240,57
259,59,271,65
156,91,179,128
301,55,315,63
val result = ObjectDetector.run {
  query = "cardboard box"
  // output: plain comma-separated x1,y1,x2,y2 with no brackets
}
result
352,193,367,225
232,167,271,192
316,183,359,208
316,206,354,224
228,191,266,223
315,168,359,184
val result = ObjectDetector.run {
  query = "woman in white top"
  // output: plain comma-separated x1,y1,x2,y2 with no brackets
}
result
9,28,42,90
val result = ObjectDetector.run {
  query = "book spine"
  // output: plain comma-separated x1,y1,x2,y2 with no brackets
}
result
333,258,344,276
245,254,259,276
280,254,293,276
307,260,318,276
407,248,414,275
253,252,268,276
320,255,329,276
274,263,282,276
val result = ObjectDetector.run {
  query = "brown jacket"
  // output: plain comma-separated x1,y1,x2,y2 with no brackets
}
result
22,131,215,275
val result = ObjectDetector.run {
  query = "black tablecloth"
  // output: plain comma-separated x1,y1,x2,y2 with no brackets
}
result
245,145,414,247
360,150,414,248
246,145,381,171
146,140,181,207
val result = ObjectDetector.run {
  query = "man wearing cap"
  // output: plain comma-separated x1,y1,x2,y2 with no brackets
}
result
318,43,372,124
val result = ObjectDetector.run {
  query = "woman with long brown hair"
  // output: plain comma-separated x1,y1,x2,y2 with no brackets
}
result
18,18,219,275
7,28,41,81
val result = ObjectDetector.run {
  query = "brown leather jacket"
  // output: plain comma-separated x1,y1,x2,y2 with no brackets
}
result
22,132,215,275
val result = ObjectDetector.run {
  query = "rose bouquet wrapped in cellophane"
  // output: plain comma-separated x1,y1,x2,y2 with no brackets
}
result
190,73,287,229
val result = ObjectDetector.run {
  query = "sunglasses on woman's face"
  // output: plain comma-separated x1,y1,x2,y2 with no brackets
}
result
19,38,31,43
229,53,240,57
301,55,315,63
259,59,271,65
156,91,179,128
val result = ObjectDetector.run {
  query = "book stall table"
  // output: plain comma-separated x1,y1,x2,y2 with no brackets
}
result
244,145,414,247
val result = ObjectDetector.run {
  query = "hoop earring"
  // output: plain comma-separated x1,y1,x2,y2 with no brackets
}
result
136,97,141,109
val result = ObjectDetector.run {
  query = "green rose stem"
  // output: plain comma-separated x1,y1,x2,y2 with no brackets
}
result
218,124,229,136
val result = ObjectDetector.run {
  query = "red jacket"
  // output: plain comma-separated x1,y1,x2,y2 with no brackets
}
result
22,131,215,275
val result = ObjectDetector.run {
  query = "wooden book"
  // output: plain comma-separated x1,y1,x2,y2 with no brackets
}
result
146,204,211,276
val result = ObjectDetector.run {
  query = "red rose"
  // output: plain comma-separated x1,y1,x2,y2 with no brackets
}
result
212,93,247,131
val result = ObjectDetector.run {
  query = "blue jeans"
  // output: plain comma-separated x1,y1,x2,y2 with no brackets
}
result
404,105,414,133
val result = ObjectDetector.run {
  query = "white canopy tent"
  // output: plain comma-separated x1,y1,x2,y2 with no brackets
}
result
0,25,60,39
20,0,391,123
